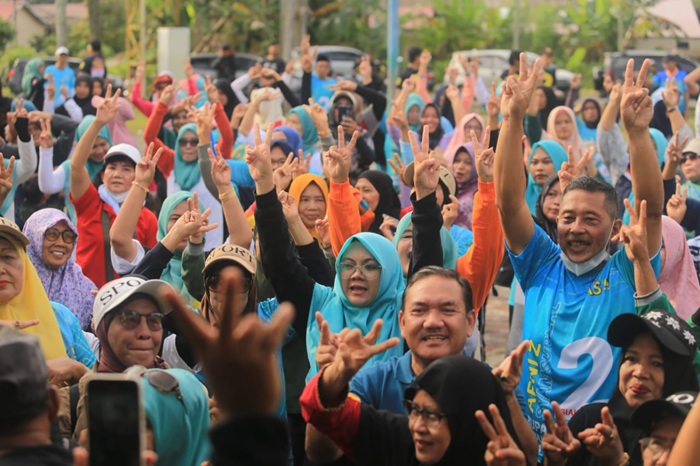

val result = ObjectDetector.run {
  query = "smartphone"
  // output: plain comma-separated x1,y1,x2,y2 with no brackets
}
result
337,104,353,122
87,377,145,466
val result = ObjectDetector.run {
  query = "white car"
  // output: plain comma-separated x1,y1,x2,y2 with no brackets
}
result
444,49,574,92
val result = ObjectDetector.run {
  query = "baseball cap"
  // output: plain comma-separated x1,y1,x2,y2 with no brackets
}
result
93,276,173,330
402,162,457,198
105,143,142,165
0,326,49,428
0,217,29,248
631,391,696,433
682,138,700,156
607,310,696,357
203,243,256,276
55,46,69,56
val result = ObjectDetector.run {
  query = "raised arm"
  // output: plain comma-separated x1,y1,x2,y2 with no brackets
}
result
621,59,663,255
494,54,540,254
110,143,161,262
70,86,120,200
661,77,688,136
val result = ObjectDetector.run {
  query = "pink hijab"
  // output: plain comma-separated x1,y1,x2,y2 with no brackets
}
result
545,106,584,162
444,113,485,165
659,216,700,319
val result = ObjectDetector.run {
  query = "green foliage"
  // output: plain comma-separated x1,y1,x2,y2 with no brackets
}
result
308,1,386,57
0,46,36,80
0,18,14,54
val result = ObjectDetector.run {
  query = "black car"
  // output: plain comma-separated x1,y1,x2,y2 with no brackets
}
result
8,57,124,97
189,52,263,80
593,50,699,91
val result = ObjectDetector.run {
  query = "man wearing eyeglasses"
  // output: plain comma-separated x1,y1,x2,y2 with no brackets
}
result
56,275,175,440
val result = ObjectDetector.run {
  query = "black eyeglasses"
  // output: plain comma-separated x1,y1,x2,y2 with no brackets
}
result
680,153,699,164
178,138,199,147
205,274,252,294
403,400,446,429
44,228,77,244
336,262,382,277
118,310,164,331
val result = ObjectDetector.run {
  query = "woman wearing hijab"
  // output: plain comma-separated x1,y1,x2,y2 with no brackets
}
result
576,98,602,143
288,174,328,242
21,58,45,108
546,309,698,466
214,78,239,120
445,142,479,229
658,216,700,319
302,355,521,466
138,368,211,466
37,114,112,223
22,209,96,329
651,100,673,139
287,106,322,174
525,140,568,215
393,212,457,277
55,75,96,122
417,103,453,151
443,113,485,158
534,176,562,243
355,170,401,234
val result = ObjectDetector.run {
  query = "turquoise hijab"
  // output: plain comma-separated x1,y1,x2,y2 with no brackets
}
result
404,93,425,133
623,128,668,225
60,115,113,222
307,233,405,380
158,191,202,305
174,123,201,191
142,369,211,466
22,58,43,97
288,107,319,153
393,212,458,276
525,140,568,215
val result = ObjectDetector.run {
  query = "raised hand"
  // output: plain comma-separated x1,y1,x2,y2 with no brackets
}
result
445,84,460,102
486,82,501,122
577,406,626,466
492,340,529,396
205,75,219,103
441,195,460,229
184,58,193,78
620,58,652,132
260,67,281,82
387,152,408,185
418,49,432,73
662,76,680,110
615,198,649,263
666,181,688,224
325,125,359,184
570,73,582,90
359,56,373,83
334,80,358,92
162,278,295,420
208,146,233,193
302,98,330,134
558,145,593,191
186,192,217,243
38,118,53,149
95,84,122,125
292,149,311,179
247,63,262,80
278,190,300,222
665,131,690,171
195,102,217,141
471,127,495,183
272,151,298,192
410,125,440,200
314,312,338,368
500,53,542,121
135,143,163,186
46,77,55,101
315,217,332,248
245,122,275,192
300,35,318,74
379,214,399,240
0,157,15,199
402,75,417,93
159,84,176,106
476,404,527,466
542,401,581,466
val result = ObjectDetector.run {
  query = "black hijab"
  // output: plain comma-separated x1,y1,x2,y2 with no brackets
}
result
355,356,520,466
74,75,96,116
534,175,560,242
423,103,445,150
580,98,601,130
651,100,673,138
358,170,401,234
538,87,558,128
214,78,239,119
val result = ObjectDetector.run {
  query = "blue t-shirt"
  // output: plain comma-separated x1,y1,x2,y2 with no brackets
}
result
653,69,688,113
52,301,96,369
311,74,337,112
508,224,660,442
44,65,76,107
350,350,414,414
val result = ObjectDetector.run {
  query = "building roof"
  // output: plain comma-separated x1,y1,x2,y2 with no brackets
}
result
0,0,87,26
647,0,700,39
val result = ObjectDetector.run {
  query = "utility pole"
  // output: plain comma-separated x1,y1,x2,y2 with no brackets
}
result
387,0,399,103
55,0,67,47
513,0,520,49
280,0,307,60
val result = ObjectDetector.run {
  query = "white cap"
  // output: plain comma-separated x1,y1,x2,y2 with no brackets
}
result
55,46,69,56
92,276,174,330
105,143,141,165
683,138,700,156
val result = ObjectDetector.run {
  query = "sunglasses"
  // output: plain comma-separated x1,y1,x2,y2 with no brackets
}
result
205,274,252,293
118,310,164,331
178,138,199,147
680,153,699,164
44,228,77,244
127,367,188,414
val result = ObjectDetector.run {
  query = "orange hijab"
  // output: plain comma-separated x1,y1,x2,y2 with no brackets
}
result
288,174,329,240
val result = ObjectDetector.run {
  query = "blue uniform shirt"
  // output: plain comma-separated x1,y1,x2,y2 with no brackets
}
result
350,350,414,414
508,224,660,442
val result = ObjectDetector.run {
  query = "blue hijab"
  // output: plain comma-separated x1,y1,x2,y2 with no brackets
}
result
404,94,425,133
273,125,303,155
623,128,668,225
307,233,405,380
142,369,211,466
393,212,458,275
288,107,319,154
174,124,201,191
525,140,568,215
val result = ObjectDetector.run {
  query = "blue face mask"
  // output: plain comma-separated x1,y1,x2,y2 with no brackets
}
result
560,223,615,277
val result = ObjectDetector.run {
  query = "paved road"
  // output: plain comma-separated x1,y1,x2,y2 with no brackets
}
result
483,285,512,367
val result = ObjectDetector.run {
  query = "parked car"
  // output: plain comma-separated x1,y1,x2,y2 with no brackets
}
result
444,49,574,93
593,50,699,92
189,52,263,80
8,57,124,98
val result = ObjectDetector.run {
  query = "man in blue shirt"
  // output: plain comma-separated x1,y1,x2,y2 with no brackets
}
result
494,55,664,443
653,56,689,115
299,36,336,112
44,47,76,108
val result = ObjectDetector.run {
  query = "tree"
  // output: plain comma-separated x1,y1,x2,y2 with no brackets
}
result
0,18,14,54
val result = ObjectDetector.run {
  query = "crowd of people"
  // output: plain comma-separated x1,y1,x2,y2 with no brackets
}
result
1,34,700,466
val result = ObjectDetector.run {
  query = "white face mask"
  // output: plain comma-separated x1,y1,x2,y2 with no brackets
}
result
107,189,129,204
560,222,616,277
